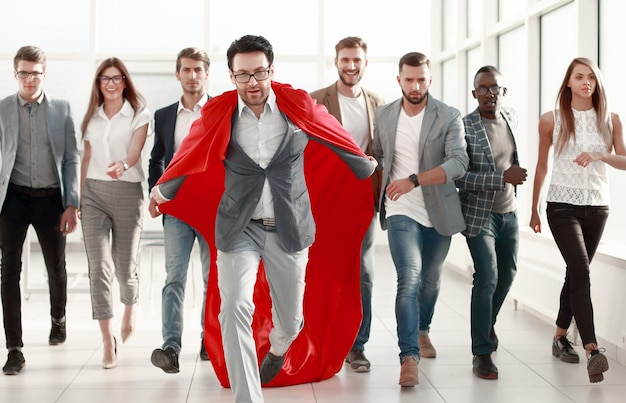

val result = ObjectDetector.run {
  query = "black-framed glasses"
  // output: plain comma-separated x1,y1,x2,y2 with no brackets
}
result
98,75,125,85
474,85,503,96
16,71,44,80
232,66,271,83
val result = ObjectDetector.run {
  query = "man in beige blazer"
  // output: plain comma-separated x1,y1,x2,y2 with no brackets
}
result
310,36,384,373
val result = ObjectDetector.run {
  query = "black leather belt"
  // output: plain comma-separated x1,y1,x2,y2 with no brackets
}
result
9,183,60,197
252,218,276,227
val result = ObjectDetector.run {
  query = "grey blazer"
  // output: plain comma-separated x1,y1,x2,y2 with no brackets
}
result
216,115,373,253
372,96,468,236
0,93,80,208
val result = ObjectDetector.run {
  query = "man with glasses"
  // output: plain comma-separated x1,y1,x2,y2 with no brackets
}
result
456,65,527,379
150,35,377,402
0,46,80,375
310,36,383,373
148,47,212,373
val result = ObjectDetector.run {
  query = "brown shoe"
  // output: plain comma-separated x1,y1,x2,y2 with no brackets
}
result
398,356,419,387
418,335,436,358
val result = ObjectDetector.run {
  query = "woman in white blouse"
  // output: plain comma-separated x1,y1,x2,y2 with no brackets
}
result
79,58,151,369
530,57,626,383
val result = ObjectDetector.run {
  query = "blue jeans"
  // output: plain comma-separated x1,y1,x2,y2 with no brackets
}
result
352,213,376,352
387,215,451,361
161,214,210,352
466,211,518,355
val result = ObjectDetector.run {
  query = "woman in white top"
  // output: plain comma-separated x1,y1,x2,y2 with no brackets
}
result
80,58,151,369
530,57,626,383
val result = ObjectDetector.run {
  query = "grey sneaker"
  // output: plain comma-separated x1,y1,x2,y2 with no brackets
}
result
345,350,371,372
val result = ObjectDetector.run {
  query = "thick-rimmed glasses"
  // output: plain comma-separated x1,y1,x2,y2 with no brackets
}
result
474,85,503,96
16,71,44,80
98,75,125,85
232,67,271,83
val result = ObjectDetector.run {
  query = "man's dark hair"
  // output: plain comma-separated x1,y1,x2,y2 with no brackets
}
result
398,52,430,73
227,35,274,70
474,65,501,81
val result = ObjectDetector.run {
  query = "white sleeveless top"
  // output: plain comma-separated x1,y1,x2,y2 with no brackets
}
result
547,108,610,206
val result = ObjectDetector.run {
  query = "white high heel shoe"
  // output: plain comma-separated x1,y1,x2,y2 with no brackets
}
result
102,337,117,369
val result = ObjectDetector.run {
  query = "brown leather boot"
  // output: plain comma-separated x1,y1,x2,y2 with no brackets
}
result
418,334,437,358
398,356,419,387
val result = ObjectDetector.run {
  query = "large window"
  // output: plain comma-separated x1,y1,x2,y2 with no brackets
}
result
599,0,626,248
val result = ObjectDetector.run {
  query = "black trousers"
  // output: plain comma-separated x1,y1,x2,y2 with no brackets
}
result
546,202,608,346
0,184,66,349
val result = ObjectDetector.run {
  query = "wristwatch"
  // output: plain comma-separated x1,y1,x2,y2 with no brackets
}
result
409,173,420,187
121,160,129,171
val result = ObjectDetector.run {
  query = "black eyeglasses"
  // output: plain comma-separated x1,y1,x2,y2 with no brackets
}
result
474,85,503,96
98,75,125,85
232,66,271,83
16,71,44,80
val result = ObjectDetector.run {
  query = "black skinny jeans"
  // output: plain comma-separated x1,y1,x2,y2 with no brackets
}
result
546,202,608,346
0,184,67,349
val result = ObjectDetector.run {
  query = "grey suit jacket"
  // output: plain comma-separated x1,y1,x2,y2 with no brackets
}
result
216,114,373,253
372,96,468,236
310,82,384,209
456,106,519,237
0,92,80,208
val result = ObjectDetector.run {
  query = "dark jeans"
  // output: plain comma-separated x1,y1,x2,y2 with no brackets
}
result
546,202,608,346
0,184,67,349
467,211,518,355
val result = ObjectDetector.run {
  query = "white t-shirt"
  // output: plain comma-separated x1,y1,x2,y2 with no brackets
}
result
84,99,152,183
338,92,369,152
385,107,432,227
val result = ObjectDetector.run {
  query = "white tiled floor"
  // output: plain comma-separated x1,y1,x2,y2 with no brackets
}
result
2,240,626,403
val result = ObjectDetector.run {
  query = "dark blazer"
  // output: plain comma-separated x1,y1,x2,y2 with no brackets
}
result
310,82,384,210
373,96,468,236
148,96,210,191
456,106,519,237
0,92,79,208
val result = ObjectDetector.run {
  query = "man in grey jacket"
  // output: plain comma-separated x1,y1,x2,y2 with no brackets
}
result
0,46,80,375
373,51,468,387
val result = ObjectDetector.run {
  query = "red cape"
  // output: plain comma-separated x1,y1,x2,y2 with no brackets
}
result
158,82,373,387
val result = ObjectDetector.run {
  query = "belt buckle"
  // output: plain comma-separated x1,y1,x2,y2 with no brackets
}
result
262,218,276,227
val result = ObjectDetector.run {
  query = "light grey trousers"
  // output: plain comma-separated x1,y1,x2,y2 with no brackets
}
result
81,179,144,320
217,221,308,403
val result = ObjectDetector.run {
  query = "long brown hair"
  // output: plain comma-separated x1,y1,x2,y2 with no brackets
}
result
81,57,146,136
554,57,612,154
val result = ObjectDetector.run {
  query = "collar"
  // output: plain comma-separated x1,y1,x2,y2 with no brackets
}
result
96,99,134,119
177,93,208,114
18,91,45,106
237,87,277,117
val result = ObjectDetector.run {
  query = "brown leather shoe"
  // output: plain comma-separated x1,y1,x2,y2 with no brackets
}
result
398,356,419,387
418,335,436,358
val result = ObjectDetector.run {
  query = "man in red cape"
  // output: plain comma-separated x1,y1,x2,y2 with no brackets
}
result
153,35,375,402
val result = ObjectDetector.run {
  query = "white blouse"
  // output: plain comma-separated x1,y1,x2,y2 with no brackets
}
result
547,108,610,206
84,99,152,183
